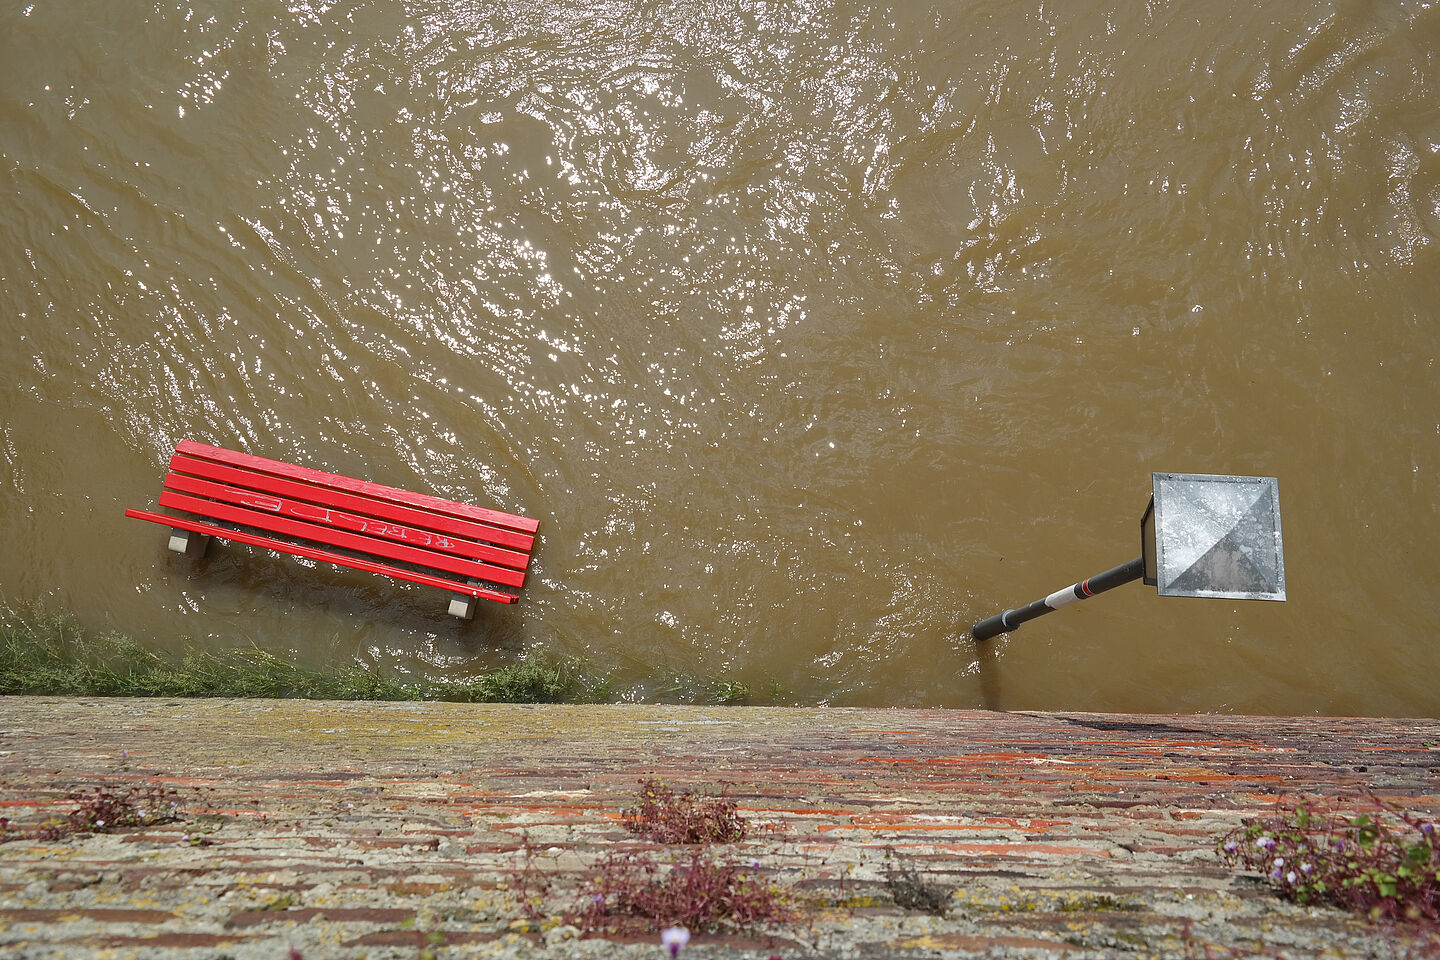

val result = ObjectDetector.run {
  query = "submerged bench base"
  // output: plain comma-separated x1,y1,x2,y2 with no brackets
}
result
164,519,479,617
167,528,211,558
130,509,519,615
447,592,479,620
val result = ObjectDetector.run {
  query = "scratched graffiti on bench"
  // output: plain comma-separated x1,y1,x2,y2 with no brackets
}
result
235,491,460,552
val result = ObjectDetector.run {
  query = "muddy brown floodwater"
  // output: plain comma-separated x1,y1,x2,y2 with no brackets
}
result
2,0,1438,715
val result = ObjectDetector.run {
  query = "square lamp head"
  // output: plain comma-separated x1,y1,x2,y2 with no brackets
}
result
1141,473,1285,601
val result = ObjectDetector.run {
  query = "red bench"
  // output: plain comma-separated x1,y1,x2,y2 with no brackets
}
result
125,440,538,618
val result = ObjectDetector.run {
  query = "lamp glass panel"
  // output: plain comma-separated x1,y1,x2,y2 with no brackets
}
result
1151,473,1285,601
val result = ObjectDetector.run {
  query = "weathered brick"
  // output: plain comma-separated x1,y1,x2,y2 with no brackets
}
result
225,907,415,928
893,933,1081,951
99,933,253,948
0,908,174,924
0,698,1434,959
343,929,504,946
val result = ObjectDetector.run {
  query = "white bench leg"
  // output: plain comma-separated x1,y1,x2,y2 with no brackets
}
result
448,578,483,619
168,529,211,558
447,592,478,620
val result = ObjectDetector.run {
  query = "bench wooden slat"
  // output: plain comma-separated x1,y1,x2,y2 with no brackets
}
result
168,454,535,555
124,509,519,603
176,439,539,537
164,468,532,571
157,489,527,589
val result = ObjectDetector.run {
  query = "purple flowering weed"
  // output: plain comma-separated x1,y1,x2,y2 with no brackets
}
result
1219,798,1440,923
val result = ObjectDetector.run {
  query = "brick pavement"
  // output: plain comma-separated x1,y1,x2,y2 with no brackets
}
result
0,698,1437,959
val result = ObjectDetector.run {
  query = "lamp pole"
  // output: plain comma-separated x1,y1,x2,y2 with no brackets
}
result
971,557,1145,641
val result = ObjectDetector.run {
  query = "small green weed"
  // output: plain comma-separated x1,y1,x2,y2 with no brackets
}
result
1057,894,1139,912
883,848,951,915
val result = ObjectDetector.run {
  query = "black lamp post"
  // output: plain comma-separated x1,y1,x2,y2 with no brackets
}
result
971,473,1285,641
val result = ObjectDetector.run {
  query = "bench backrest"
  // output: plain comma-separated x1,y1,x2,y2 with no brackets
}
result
159,440,536,594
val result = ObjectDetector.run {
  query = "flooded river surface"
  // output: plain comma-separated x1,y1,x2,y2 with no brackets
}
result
2,0,1438,715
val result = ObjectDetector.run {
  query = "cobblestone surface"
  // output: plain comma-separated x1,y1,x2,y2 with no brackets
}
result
0,698,1437,959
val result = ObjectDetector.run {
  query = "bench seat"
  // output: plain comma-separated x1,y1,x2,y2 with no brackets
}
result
126,440,538,617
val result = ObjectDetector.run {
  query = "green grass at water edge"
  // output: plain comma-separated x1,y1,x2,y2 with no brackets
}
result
650,670,790,705
0,604,600,703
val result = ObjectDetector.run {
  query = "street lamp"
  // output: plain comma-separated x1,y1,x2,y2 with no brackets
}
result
971,473,1285,641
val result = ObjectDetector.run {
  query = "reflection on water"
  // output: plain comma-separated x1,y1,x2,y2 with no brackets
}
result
1,0,1438,716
